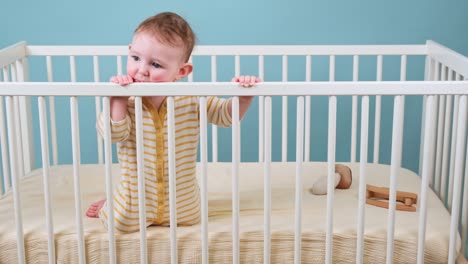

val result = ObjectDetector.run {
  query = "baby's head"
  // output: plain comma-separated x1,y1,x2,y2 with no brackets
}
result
134,12,195,63
127,12,195,82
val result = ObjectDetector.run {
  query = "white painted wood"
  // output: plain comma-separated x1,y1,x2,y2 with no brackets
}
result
27,44,427,56
325,96,337,264
448,95,467,264
134,97,148,264
0,42,27,67
374,55,383,164
167,97,178,264
282,55,288,162
102,97,116,264
16,58,33,174
93,56,103,165
231,97,240,264
385,95,405,264
70,97,85,264
259,55,265,162
6,96,25,264
46,56,58,166
264,96,272,264
351,55,359,162
38,96,56,264
294,96,304,264
0,81,467,96
356,96,369,264
416,95,436,264
210,56,218,163
199,97,209,264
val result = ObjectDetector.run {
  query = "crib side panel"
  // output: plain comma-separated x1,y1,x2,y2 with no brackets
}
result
0,42,34,193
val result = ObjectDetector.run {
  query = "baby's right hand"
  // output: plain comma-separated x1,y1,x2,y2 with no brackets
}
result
110,75,134,86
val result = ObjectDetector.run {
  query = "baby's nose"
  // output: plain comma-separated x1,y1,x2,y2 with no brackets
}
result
139,65,149,75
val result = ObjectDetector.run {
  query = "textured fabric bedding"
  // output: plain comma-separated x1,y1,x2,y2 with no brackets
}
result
0,162,461,263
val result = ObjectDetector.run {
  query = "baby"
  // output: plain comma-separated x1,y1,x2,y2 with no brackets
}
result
86,12,260,232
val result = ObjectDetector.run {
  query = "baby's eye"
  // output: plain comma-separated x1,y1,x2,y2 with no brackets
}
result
131,55,140,61
152,62,161,69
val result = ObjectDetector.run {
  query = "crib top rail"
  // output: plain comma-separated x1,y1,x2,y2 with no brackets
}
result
25,44,428,56
0,81,467,97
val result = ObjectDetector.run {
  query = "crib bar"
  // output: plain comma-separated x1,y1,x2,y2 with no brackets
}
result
264,96,272,264
259,55,265,162
447,93,459,206
69,56,76,82
461,75,468,258
441,69,453,201
0,73,2,194
6,96,25,264
448,95,467,263
102,97,116,264
282,55,288,162
231,97,240,264
134,97,148,264
46,56,58,166
70,96,86,264
0,83,10,193
329,55,335,82
304,55,311,162
416,95,436,264
211,55,218,162
385,95,405,264
419,56,432,177
325,95,337,264
294,96,305,264
435,66,447,202
94,56,104,164
462,113,468,257
1,67,11,193
373,55,383,163
199,97,209,264
351,55,359,162
446,74,456,210
38,96,56,264
166,97,178,264
11,63,25,179
400,55,407,81
188,56,193,82
427,60,439,195
15,58,33,175
235,55,240,77
117,56,123,75
304,96,311,162
326,59,337,264
13,95,24,177
356,95,369,264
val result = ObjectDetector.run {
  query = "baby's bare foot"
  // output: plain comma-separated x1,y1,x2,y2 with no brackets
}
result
86,199,106,218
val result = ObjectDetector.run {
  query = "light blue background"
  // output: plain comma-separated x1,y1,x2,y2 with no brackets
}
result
1,0,467,173
1,0,468,257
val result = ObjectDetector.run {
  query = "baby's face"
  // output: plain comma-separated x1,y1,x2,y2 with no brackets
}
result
127,32,187,83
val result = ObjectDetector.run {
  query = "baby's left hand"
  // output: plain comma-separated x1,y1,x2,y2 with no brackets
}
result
232,76,262,87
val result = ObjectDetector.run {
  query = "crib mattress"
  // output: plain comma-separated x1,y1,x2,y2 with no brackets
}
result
0,162,461,263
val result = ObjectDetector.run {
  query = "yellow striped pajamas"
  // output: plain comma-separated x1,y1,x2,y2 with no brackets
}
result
96,96,232,233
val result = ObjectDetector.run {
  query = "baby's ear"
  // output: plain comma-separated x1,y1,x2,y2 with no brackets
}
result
176,63,193,80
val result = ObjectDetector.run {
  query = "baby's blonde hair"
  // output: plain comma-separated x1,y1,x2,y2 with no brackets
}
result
135,12,195,62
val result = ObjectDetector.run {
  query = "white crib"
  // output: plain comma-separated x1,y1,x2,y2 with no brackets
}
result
0,41,467,264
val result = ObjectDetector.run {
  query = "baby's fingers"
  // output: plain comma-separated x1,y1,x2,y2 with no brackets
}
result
233,76,261,87
110,75,133,86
